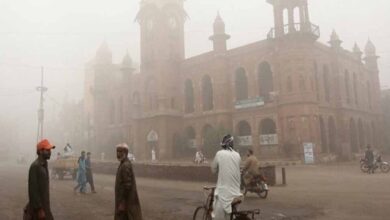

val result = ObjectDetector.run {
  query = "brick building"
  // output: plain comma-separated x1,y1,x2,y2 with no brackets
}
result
84,0,383,161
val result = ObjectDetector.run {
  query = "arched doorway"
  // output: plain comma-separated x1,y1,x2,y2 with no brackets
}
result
328,116,337,154
358,119,365,149
202,124,217,157
147,130,159,160
319,116,328,153
350,118,359,153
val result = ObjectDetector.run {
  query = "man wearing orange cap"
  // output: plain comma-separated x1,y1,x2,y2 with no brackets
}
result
28,139,55,220
115,143,143,220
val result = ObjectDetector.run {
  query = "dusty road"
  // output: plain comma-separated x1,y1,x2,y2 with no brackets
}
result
1,161,389,220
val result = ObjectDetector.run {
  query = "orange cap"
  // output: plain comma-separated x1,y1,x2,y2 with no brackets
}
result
37,139,56,150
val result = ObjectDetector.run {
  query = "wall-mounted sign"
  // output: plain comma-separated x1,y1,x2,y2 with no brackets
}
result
259,134,278,145
235,97,264,109
303,142,315,164
237,136,253,146
147,130,158,142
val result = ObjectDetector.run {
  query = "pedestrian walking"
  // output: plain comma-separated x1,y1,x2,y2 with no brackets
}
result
25,139,55,220
86,152,96,193
74,151,87,194
115,143,143,220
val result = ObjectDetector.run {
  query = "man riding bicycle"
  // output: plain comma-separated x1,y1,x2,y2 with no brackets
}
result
211,134,243,220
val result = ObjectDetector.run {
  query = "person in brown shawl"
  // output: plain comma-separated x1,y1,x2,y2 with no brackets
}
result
115,143,143,220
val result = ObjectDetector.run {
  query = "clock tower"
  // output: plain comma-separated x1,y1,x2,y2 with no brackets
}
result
134,0,187,160
136,0,186,72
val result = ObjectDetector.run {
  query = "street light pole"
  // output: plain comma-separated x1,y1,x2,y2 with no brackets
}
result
36,66,48,143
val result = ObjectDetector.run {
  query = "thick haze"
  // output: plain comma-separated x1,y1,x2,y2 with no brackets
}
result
0,0,389,151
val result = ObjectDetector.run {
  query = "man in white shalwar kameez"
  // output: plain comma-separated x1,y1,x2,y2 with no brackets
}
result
211,134,242,220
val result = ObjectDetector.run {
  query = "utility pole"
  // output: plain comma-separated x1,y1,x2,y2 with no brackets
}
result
36,67,48,143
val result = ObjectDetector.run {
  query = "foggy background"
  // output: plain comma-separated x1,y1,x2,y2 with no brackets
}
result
0,0,389,154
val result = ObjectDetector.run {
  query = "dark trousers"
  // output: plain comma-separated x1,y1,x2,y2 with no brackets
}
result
86,169,95,191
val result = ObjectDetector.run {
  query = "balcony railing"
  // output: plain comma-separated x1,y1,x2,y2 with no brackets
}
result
267,22,320,40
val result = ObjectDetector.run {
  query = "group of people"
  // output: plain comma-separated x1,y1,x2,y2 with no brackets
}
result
26,139,143,220
73,151,96,194
26,134,258,220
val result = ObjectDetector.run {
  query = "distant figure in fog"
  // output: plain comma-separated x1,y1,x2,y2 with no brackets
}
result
151,148,156,162
86,152,96,193
194,150,206,164
26,139,55,220
365,145,375,174
115,143,143,220
74,151,87,194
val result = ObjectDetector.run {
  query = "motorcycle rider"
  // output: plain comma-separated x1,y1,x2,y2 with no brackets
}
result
211,134,242,220
365,145,375,174
242,149,260,186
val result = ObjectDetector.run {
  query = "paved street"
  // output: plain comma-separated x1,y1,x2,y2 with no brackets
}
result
1,160,390,220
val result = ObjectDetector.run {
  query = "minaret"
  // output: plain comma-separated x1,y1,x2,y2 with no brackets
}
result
328,30,342,49
364,39,379,71
121,51,135,78
352,43,363,61
209,12,230,53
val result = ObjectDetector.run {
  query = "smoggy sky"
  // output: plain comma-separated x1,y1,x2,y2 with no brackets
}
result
0,0,389,148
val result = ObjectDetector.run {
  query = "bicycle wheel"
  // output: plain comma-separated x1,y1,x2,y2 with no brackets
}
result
193,206,211,220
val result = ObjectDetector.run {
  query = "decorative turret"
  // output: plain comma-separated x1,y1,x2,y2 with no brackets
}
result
352,43,363,61
364,39,379,71
95,41,112,65
209,12,230,53
266,0,319,40
328,30,342,49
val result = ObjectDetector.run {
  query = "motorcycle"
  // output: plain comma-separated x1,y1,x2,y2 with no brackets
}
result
360,155,390,173
240,171,269,199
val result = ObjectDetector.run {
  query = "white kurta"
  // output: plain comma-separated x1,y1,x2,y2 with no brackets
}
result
211,149,242,219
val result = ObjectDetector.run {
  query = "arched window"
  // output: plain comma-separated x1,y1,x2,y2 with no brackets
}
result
319,116,328,153
237,121,252,136
184,79,194,113
202,75,214,111
258,62,273,101
345,71,351,103
235,68,248,101
323,65,330,102
237,121,252,147
350,118,358,153
328,116,337,153
259,118,277,146
260,118,276,135
287,76,293,92
110,99,115,124
353,73,358,106
299,75,306,91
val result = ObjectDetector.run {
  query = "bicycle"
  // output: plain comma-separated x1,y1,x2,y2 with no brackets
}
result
193,186,260,220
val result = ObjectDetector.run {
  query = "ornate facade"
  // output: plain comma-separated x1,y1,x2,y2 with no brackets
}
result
84,0,383,161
